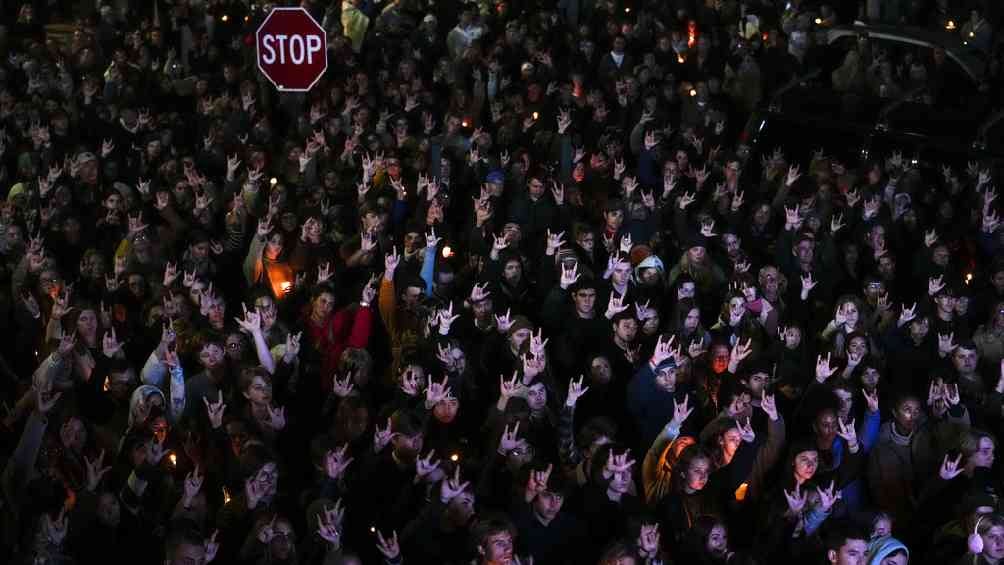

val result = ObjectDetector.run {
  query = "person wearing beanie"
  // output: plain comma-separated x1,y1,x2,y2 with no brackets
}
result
867,536,908,565
627,334,693,453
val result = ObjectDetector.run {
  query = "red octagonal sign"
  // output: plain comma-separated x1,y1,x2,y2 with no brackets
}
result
256,7,328,92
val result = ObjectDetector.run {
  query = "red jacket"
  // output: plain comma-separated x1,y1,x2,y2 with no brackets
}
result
305,305,373,393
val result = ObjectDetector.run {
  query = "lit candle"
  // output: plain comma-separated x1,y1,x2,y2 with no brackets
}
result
946,20,956,30
103,376,110,392
814,17,822,25
531,111,539,120
689,89,697,97
221,14,229,22
735,482,749,501
450,453,460,462
677,54,685,64
442,245,453,258
168,453,178,467
280,281,292,293
270,177,278,186
223,486,232,504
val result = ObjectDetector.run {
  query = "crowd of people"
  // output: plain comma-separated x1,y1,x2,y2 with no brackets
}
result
1,0,1004,564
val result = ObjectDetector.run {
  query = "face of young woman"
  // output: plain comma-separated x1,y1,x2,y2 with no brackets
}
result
793,450,819,483
706,525,728,556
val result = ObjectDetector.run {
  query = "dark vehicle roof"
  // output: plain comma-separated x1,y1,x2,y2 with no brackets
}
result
744,22,1001,171
826,24,987,83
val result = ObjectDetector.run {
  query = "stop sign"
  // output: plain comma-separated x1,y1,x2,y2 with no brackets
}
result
256,7,328,92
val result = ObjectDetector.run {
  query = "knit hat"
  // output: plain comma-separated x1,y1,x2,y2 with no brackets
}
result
653,356,677,374
507,315,533,337
629,244,653,266
960,489,998,515
866,537,908,565
633,254,665,284
685,231,710,250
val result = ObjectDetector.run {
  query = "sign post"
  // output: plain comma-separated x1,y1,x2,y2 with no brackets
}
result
256,7,328,92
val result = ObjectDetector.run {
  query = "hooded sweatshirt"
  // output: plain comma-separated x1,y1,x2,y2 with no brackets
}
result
867,536,908,565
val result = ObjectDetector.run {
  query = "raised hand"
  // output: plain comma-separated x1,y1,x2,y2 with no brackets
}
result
816,353,837,382
495,308,514,333
332,373,355,398
784,484,807,515
235,303,262,334
400,367,422,397
566,375,589,407
440,465,471,503
384,246,401,279
84,449,112,492
786,164,802,187
415,450,441,481
847,189,863,207
424,375,452,408
42,509,69,547
603,450,636,479
470,282,491,303
316,500,345,547
817,480,841,512
374,418,393,453
940,453,964,480
650,334,676,367
102,328,125,359
728,338,753,372
529,329,549,358
545,229,566,254
375,530,401,561
499,421,521,454
325,445,354,480
203,391,227,429
671,394,694,427
938,332,958,358
176,463,203,508
605,293,630,319
522,353,546,381
738,417,756,443
761,390,779,421
559,262,581,289
266,405,286,430
638,523,661,558
837,417,859,451
928,275,946,297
